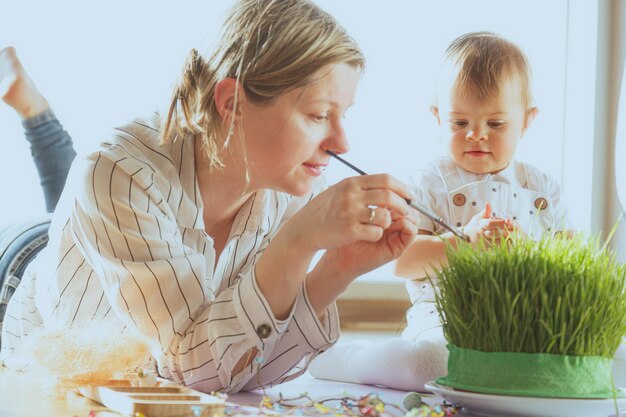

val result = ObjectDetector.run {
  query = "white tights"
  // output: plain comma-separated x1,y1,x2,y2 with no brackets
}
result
309,325,448,392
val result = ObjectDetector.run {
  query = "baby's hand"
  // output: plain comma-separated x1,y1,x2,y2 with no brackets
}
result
464,203,512,247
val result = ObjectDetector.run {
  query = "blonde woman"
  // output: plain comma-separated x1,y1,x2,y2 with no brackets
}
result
0,0,419,393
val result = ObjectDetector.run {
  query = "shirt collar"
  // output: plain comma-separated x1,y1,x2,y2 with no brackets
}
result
456,160,521,186
481,161,518,184
175,132,272,237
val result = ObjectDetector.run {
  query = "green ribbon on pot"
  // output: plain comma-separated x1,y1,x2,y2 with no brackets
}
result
437,344,624,398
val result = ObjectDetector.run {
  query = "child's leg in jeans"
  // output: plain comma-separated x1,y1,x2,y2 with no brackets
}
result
1,47,75,211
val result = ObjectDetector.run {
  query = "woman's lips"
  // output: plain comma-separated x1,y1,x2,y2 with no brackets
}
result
302,163,325,177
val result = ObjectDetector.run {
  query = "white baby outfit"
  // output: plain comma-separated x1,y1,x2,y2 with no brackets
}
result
403,156,574,342
310,157,577,391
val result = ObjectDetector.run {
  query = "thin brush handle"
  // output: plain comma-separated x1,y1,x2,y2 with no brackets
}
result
326,151,471,242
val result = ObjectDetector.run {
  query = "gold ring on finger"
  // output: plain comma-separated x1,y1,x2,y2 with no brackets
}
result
368,207,376,223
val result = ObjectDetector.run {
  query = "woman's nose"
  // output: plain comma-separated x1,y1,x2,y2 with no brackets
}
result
324,122,349,154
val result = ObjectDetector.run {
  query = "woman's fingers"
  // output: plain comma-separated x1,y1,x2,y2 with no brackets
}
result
291,174,421,251
338,174,419,225
358,173,413,201
361,188,411,217
354,209,419,243
361,206,392,228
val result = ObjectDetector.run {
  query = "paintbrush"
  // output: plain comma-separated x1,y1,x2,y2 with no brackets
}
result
326,150,471,242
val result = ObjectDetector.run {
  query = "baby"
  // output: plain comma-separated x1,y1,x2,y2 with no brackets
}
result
310,31,576,391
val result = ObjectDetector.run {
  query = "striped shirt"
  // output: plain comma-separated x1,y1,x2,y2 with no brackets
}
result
0,113,339,393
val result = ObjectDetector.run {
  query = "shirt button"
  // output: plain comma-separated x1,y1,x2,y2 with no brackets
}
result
534,197,548,210
453,193,466,206
256,324,272,339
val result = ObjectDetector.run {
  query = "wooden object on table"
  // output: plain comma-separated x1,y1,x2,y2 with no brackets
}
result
76,377,225,417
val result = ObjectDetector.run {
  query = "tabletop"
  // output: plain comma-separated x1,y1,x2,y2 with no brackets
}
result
1,368,624,417
0,368,456,417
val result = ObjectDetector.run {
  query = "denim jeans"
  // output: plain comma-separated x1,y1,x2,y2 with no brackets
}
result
23,109,76,213
0,110,75,343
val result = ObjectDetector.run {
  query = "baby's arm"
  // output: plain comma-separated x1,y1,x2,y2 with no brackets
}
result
395,203,512,279
395,230,459,278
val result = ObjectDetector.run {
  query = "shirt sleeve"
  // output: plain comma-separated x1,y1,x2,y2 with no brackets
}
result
409,169,445,234
71,150,337,393
234,175,340,390
545,174,576,232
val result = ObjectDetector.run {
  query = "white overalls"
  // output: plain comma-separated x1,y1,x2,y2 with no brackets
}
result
402,157,574,342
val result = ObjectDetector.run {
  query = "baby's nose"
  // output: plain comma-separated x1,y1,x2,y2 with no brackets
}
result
466,130,488,141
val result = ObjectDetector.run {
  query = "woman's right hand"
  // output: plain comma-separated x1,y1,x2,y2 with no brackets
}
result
256,173,418,320
282,174,417,255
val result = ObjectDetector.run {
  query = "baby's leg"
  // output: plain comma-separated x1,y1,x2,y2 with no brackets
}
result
309,336,447,392
310,289,448,391
309,302,447,392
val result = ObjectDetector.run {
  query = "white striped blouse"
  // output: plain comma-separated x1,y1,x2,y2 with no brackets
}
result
0,113,339,393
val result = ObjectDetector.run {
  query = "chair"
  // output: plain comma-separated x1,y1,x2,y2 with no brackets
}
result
0,216,51,347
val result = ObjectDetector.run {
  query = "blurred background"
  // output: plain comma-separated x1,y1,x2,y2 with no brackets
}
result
1,0,624,329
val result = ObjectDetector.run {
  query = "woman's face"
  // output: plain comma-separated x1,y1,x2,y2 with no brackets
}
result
240,63,360,196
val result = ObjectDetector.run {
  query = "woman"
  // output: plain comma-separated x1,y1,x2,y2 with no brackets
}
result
1,0,419,393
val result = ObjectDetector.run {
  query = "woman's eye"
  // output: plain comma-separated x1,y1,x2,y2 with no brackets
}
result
312,113,329,122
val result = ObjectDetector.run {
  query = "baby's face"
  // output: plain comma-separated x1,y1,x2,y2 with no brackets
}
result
438,79,529,175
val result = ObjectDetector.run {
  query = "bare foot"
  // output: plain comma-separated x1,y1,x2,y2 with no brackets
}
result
0,47,49,119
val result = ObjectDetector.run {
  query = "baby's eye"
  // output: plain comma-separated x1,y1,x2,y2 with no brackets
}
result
450,120,468,128
488,120,506,128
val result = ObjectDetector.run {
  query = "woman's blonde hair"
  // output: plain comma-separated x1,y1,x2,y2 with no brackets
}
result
161,0,365,170
438,31,533,110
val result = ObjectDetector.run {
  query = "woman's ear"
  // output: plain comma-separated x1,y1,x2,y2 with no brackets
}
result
430,105,441,125
523,107,539,132
214,78,243,123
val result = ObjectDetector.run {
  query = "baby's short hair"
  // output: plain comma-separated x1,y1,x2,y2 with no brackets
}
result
440,31,533,109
